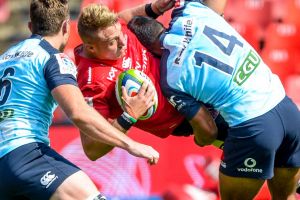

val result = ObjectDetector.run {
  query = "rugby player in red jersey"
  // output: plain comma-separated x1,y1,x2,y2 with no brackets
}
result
75,0,228,160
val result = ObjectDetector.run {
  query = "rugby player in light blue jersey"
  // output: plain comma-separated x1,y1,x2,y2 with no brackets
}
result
0,0,160,200
127,0,300,199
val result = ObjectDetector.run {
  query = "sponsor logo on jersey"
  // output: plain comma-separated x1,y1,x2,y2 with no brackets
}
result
141,49,148,72
233,50,261,86
135,61,142,71
220,160,226,168
55,53,77,78
107,67,118,81
40,171,58,188
134,49,148,73
174,18,193,67
0,109,14,123
87,66,92,84
237,158,263,173
1,51,34,60
169,95,186,111
122,57,132,70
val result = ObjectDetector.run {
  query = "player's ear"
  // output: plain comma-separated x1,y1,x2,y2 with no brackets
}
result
85,43,95,54
62,18,70,35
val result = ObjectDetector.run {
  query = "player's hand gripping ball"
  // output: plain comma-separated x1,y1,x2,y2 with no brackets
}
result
115,69,158,120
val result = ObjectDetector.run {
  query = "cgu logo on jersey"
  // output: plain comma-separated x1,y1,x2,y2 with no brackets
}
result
40,171,58,188
233,50,261,86
237,158,263,173
174,18,193,67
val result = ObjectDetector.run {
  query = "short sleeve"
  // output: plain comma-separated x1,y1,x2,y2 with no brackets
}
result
44,53,78,91
163,86,202,120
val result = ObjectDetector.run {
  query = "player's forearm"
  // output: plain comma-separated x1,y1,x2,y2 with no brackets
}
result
81,119,130,160
80,131,115,160
118,4,149,23
118,0,174,23
80,116,131,160
71,106,134,150
53,87,133,150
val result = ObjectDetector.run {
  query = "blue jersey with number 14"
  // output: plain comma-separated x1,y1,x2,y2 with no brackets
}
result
160,1,285,126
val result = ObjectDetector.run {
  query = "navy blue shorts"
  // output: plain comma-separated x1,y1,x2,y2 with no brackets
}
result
0,142,80,200
220,96,300,179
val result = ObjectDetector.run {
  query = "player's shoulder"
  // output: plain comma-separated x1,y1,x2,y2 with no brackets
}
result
22,35,63,67
2,35,53,66
25,35,60,57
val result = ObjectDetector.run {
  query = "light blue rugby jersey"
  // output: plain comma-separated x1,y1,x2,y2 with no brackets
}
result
0,34,77,158
160,0,285,126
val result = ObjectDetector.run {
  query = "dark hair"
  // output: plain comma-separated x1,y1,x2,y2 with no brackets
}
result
30,0,69,36
127,16,165,53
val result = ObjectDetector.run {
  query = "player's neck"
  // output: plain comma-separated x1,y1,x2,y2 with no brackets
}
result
44,35,64,52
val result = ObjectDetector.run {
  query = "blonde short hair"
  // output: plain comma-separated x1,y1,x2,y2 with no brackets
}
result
78,4,118,42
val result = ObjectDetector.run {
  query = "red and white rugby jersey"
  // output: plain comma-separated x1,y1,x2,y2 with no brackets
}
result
75,19,185,138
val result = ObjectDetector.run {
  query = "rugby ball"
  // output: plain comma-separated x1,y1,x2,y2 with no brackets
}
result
115,69,158,120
